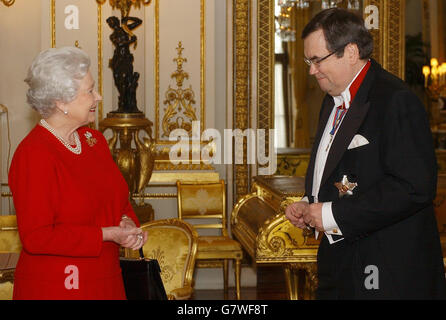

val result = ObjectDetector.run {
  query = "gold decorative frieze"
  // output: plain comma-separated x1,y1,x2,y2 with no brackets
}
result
132,192,177,199
162,42,198,138
97,3,104,121
149,171,219,184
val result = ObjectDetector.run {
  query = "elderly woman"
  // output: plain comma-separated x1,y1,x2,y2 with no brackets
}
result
8,47,147,300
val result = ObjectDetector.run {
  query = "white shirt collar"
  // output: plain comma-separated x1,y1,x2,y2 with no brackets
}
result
332,60,369,110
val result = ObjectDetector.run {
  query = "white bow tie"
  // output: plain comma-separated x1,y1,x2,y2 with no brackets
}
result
333,91,351,110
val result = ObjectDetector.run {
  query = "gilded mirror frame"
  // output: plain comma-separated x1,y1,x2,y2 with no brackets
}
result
232,0,405,202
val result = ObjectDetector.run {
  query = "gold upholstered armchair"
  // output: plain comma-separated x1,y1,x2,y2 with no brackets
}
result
176,180,243,300
125,218,198,300
0,215,22,300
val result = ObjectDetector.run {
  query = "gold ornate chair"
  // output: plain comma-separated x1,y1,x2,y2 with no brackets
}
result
0,215,22,300
125,218,198,300
176,180,243,300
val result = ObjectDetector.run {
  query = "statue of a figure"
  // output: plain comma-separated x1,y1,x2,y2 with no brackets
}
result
106,16,142,113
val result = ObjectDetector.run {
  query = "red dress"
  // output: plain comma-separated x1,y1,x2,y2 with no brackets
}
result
8,125,140,300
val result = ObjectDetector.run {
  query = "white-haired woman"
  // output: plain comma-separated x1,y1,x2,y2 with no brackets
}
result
8,47,147,300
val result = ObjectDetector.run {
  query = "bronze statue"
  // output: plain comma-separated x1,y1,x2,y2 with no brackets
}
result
107,16,142,113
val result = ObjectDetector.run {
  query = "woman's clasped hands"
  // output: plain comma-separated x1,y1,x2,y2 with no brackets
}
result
102,215,148,250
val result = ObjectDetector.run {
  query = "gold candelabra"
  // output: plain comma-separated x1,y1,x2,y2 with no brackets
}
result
423,58,446,97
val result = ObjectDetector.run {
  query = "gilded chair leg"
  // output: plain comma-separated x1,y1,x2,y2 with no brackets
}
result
223,259,229,292
235,259,241,300
283,264,299,300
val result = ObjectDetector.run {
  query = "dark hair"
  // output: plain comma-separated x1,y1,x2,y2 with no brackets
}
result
301,8,373,60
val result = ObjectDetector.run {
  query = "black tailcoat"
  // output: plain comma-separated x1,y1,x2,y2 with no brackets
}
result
306,59,446,299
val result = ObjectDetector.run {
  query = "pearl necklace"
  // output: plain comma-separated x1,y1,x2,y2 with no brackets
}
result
40,119,82,155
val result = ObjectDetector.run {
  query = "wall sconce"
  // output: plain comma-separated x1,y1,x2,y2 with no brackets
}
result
423,58,446,97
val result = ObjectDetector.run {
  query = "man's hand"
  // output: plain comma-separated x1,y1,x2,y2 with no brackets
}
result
303,203,324,232
285,201,309,229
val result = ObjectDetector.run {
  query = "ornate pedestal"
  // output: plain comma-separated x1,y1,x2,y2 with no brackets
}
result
231,175,319,300
99,112,156,224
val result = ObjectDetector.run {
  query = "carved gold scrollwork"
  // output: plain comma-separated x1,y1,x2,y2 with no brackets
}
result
257,214,297,259
162,42,198,138
268,236,286,255
256,197,319,261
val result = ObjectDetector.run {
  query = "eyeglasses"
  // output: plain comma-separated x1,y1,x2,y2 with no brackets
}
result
303,45,347,67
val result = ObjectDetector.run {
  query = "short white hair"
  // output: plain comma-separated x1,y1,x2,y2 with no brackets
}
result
24,47,91,118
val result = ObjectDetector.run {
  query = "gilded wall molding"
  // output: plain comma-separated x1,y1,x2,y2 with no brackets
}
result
155,0,160,142
97,3,104,122
363,0,405,79
232,0,274,202
155,0,205,144
233,0,251,201
383,0,405,79
257,0,274,144
256,0,274,178
161,42,198,137
152,0,212,171
51,0,56,48
201,0,206,135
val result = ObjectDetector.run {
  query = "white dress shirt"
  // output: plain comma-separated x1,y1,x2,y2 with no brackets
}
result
305,61,368,244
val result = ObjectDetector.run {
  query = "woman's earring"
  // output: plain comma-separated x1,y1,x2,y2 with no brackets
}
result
64,110,68,115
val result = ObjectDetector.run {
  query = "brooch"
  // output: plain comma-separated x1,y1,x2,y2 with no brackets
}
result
334,175,358,197
84,131,97,147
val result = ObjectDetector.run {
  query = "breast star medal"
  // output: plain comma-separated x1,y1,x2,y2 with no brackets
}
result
84,131,97,147
334,175,357,197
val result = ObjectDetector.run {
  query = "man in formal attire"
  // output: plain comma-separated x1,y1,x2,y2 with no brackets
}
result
285,8,446,299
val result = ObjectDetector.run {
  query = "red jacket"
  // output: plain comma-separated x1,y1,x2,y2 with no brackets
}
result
9,125,139,300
